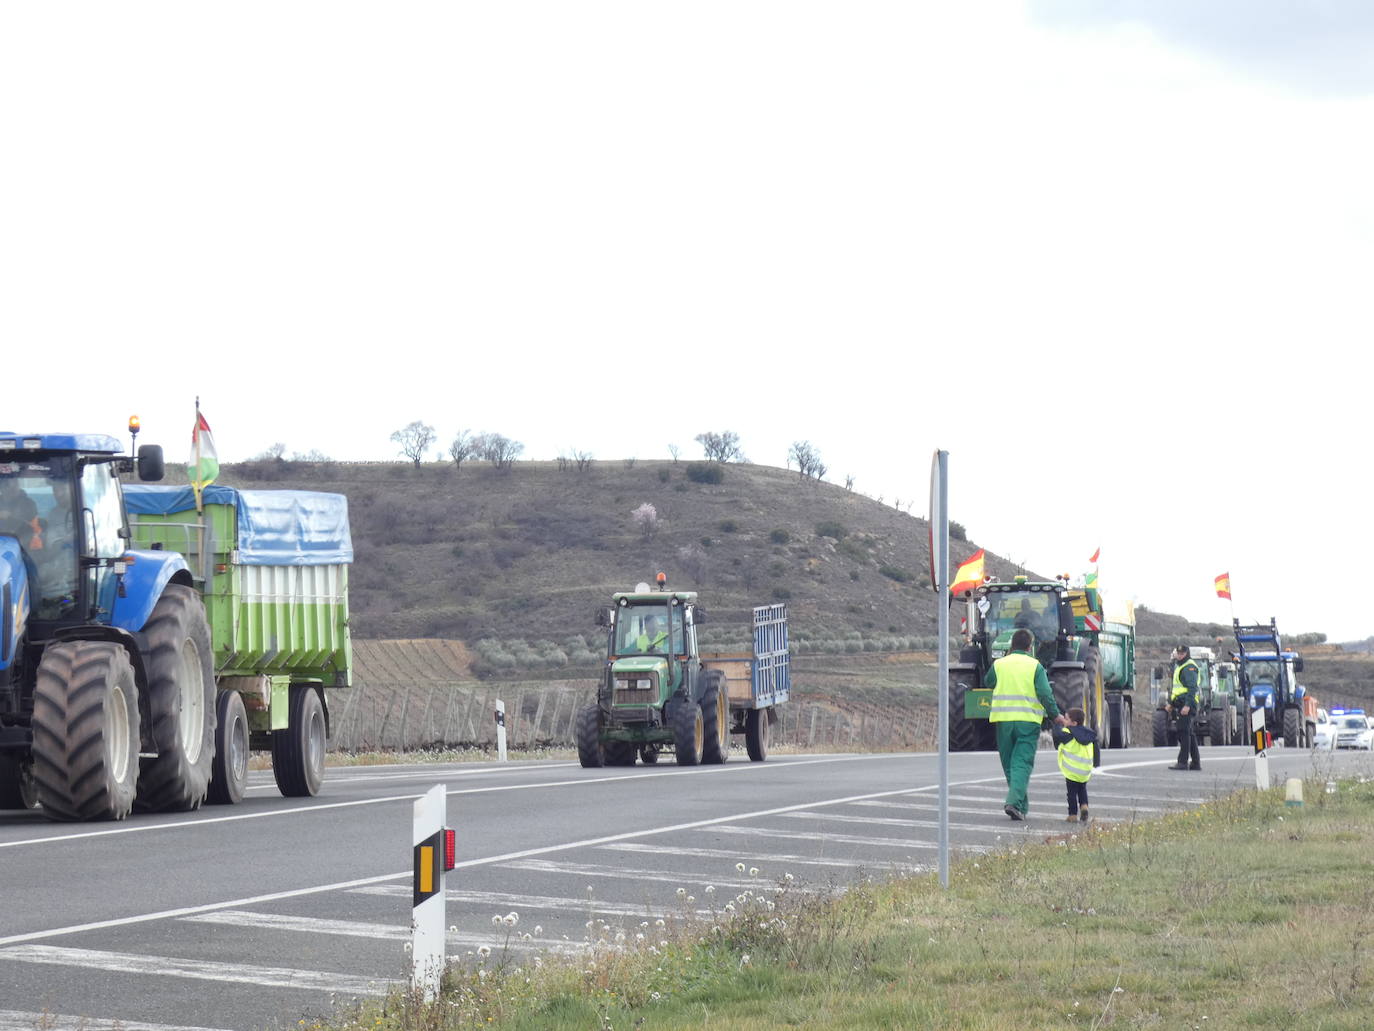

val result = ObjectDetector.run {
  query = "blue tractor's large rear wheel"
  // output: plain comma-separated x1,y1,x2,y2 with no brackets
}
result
135,586,216,812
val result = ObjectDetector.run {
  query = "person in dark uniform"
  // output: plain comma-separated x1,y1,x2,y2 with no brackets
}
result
1167,645,1202,770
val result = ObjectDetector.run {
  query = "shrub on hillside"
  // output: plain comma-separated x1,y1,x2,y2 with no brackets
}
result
685,462,724,484
816,520,847,541
879,564,913,583
718,519,739,533
769,528,790,544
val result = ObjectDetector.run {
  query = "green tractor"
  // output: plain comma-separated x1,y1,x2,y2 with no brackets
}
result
949,576,1134,752
576,575,788,767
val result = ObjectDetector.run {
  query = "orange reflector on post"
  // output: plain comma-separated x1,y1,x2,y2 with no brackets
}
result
419,846,434,895
443,828,456,871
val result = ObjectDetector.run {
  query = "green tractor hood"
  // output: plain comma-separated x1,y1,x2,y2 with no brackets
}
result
611,655,668,678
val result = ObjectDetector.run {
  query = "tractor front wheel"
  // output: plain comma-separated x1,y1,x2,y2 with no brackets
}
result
32,641,139,822
1282,707,1300,749
673,696,703,766
576,704,605,768
1152,708,1169,748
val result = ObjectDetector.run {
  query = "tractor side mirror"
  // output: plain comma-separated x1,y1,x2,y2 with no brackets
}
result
594,608,612,628
694,607,707,625
137,445,165,482
1293,656,1304,673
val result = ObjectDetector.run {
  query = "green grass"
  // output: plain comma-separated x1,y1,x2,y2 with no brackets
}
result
315,771,1374,1031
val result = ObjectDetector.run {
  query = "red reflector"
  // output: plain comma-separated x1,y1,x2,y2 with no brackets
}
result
443,829,456,871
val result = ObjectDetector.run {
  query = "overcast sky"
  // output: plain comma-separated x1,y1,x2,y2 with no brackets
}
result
3,2,1370,640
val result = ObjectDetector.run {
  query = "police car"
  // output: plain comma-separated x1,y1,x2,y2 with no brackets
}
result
1330,709,1373,750
1312,709,1338,751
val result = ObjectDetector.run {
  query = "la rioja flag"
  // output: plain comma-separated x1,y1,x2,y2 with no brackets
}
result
189,410,219,494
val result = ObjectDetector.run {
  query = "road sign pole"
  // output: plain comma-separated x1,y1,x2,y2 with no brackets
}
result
495,699,508,762
930,450,950,889
412,784,447,1000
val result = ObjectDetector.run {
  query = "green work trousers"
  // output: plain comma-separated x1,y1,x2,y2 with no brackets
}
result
996,720,1042,815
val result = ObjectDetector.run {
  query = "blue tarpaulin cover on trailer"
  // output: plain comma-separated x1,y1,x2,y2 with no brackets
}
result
123,485,353,566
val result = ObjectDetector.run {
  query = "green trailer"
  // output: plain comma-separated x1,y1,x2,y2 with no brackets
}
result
124,484,352,801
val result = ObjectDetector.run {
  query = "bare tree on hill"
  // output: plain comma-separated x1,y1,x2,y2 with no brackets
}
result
391,421,436,467
449,430,478,471
789,440,826,481
473,432,524,471
695,430,744,463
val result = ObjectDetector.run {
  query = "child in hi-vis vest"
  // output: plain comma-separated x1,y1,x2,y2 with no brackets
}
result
1053,707,1097,823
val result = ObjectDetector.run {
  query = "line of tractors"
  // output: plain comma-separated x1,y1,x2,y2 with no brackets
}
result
947,574,1318,757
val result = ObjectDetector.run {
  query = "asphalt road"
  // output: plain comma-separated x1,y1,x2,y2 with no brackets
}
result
1,743,1367,1031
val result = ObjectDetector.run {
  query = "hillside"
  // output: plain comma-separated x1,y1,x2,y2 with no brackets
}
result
200,457,1246,651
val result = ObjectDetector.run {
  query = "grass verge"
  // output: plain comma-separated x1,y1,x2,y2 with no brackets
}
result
311,770,1374,1030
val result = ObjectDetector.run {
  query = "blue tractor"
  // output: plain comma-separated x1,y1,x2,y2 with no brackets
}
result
0,424,217,820
1233,618,1312,749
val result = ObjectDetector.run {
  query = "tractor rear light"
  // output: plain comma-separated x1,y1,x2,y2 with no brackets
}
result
442,828,456,871
216,563,228,573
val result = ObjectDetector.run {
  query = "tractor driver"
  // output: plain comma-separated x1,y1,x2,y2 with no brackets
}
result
0,475,42,550
636,614,669,653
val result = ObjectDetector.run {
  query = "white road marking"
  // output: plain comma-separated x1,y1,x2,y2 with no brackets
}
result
706,824,990,852
180,911,588,952
780,811,1026,832
0,946,390,997
0,1012,232,1031
497,858,770,891
599,842,920,871
348,886,708,918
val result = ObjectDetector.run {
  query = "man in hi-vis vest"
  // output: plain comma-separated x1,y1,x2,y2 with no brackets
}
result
984,628,1066,820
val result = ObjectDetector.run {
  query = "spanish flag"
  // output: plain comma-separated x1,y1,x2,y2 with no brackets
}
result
1214,572,1231,600
950,549,986,596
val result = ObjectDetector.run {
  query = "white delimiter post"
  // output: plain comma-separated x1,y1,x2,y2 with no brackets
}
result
412,784,447,1000
1252,708,1269,790
494,699,508,762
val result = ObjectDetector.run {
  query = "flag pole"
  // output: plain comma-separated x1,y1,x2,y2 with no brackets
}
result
193,396,204,515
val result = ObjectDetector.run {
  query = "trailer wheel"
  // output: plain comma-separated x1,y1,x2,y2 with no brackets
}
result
0,752,38,810
576,704,605,768
31,641,139,822
272,685,326,797
134,585,216,813
700,673,730,764
745,708,770,762
1152,708,1169,748
1121,699,1133,748
1282,707,1300,749
672,695,703,766
208,690,249,805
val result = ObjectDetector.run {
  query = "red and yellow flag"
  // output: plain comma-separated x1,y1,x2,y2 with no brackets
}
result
950,549,986,596
1214,572,1231,600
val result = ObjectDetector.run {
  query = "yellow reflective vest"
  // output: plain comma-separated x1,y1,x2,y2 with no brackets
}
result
1171,660,1198,701
989,652,1046,724
1057,735,1094,782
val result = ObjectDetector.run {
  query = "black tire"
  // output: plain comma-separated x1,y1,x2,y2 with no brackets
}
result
1123,700,1133,748
638,746,660,765
745,707,770,762
701,673,730,764
271,685,326,797
575,704,605,768
1152,708,1169,748
135,586,216,813
949,673,995,752
1208,708,1225,749
31,641,139,822
1282,707,1300,749
1080,647,1102,733
208,690,249,805
0,752,38,810
1050,669,1088,723
672,695,703,766
605,740,637,766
